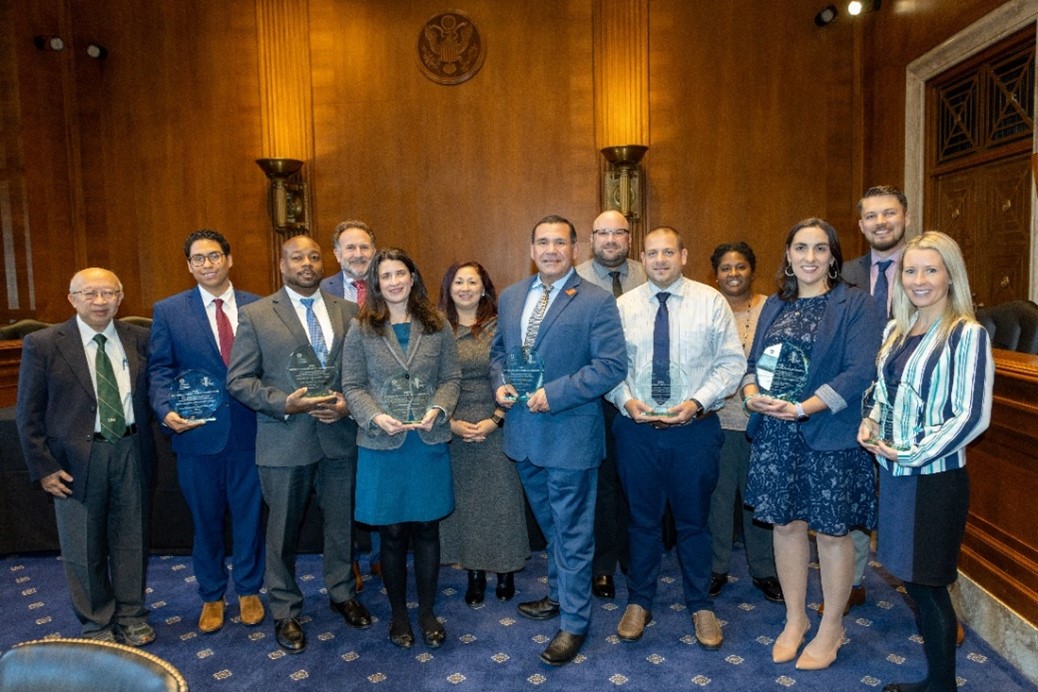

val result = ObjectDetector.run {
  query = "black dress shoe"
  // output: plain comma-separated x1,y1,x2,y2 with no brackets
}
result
465,570,487,607
709,572,727,598
274,617,307,654
592,574,615,599
495,572,515,601
517,596,560,620
752,576,785,603
420,613,446,648
389,617,414,649
330,598,372,629
540,630,586,666
881,684,923,692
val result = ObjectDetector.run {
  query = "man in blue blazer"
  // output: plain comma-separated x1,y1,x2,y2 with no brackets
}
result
17,268,157,646
490,215,627,665
149,229,265,634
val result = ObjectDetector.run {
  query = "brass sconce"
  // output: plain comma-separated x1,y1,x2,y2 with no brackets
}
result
601,145,648,221
256,158,308,234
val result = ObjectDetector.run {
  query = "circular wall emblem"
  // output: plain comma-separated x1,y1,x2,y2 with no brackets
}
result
417,10,485,85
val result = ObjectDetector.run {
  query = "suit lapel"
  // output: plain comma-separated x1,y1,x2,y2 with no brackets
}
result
271,289,312,352
56,318,96,399
188,290,222,360
323,291,346,365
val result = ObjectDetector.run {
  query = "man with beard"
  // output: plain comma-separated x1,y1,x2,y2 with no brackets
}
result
227,235,371,654
575,209,647,599
831,185,911,616
321,220,376,306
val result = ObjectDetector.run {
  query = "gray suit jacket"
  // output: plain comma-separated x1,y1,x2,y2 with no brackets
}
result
226,288,358,467
341,318,461,451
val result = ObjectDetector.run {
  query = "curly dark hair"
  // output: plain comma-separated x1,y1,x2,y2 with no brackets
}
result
437,261,498,336
183,229,230,257
358,248,444,336
710,241,756,273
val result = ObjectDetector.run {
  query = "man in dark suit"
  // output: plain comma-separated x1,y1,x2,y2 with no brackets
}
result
832,185,911,616
227,235,370,654
320,219,376,304
490,215,627,665
16,268,157,646
149,229,264,634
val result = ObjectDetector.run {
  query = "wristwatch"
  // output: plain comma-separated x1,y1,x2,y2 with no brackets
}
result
794,402,810,422
690,398,705,420
491,413,505,428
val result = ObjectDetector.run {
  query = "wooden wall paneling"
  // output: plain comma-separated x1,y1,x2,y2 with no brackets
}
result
309,0,598,296
647,0,857,285
960,350,1038,626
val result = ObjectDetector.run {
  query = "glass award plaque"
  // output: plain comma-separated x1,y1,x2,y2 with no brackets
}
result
633,362,691,416
756,342,810,401
379,372,433,424
503,348,545,402
169,369,223,422
861,380,922,451
287,347,336,398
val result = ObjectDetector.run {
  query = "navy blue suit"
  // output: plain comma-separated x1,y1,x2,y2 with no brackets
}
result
149,287,264,602
490,271,626,634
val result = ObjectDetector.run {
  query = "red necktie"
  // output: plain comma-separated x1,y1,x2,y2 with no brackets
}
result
214,298,234,367
353,280,367,307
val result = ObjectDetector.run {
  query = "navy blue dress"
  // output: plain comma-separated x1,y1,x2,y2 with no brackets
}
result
354,323,454,525
745,294,876,535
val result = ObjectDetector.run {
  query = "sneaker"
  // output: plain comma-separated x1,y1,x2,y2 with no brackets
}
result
81,628,117,643
118,621,156,647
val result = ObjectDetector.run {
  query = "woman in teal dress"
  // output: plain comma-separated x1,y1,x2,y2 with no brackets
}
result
741,219,879,671
342,248,461,649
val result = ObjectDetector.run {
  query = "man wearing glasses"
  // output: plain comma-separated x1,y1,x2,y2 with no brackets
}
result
491,215,626,665
576,210,647,600
148,229,266,635
17,268,157,645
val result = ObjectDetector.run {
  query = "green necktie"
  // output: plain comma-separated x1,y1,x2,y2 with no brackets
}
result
93,334,126,442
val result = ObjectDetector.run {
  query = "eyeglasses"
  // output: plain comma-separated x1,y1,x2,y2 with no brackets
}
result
592,228,630,238
189,252,226,267
71,289,122,302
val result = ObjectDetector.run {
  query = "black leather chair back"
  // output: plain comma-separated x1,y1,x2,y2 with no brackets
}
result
976,300,1038,354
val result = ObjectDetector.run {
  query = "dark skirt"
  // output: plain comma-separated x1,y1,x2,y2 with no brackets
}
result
877,465,969,586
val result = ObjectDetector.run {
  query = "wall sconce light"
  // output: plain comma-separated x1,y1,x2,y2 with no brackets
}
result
256,158,308,234
86,43,109,59
601,145,648,221
32,36,65,51
814,5,838,26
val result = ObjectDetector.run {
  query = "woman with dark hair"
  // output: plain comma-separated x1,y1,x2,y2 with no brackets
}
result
437,262,529,607
741,218,880,670
342,248,461,649
859,232,992,692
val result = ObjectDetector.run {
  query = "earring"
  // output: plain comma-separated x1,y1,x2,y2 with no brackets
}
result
784,265,795,277
828,265,839,279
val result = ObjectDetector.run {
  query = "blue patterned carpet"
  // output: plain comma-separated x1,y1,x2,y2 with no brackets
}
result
1,546,1034,691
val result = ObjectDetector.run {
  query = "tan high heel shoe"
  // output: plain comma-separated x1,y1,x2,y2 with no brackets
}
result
795,628,845,670
772,621,810,664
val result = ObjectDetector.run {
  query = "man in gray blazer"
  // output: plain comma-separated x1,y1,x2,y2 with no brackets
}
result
227,235,370,654
16,268,157,646
833,185,911,616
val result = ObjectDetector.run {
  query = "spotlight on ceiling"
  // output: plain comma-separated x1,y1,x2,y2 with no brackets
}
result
814,5,838,27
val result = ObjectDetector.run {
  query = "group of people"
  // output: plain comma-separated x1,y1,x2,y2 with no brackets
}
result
15,186,992,690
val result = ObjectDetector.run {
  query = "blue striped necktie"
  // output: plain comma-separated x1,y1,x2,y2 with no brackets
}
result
300,297,329,366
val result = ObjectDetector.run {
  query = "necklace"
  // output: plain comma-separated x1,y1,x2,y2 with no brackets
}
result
734,295,757,352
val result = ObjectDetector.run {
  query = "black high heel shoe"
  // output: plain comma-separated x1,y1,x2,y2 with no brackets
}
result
496,571,515,601
465,570,486,607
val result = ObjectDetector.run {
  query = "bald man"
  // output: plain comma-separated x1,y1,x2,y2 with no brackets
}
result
227,236,370,654
16,268,157,646
575,210,647,598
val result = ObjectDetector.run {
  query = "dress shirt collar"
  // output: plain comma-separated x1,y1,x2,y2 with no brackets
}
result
75,315,119,347
590,259,628,281
532,267,574,292
870,246,905,268
646,276,687,301
283,285,325,308
197,282,235,307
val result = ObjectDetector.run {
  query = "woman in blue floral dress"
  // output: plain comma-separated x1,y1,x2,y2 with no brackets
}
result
741,218,880,671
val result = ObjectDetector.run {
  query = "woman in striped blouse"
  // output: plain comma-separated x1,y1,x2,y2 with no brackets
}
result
858,231,993,692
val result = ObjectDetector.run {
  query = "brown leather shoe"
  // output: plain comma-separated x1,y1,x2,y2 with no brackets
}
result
239,594,265,626
617,604,652,641
199,600,225,633
692,609,723,650
818,584,865,617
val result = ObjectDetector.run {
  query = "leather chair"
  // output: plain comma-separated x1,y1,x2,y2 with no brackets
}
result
0,319,51,341
119,316,153,329
0,638,187,692
976,300,1038,354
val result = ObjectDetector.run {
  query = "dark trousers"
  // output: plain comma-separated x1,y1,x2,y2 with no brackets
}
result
258,455,357,621
614,414,721,613
515,459,597,635
593,403,629,577
53,434,148,635
176,442,264,602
